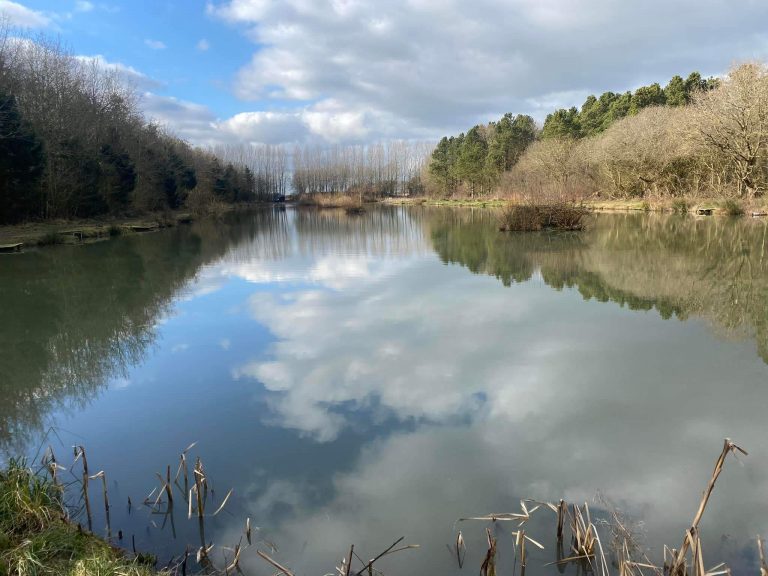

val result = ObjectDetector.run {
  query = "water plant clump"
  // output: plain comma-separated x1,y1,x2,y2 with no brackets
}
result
499,203,589,232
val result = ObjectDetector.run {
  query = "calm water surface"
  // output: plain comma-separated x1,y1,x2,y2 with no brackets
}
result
1,207,767,574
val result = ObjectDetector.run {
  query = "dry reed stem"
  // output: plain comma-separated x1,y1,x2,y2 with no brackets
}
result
556,499,566,542
351,536,416,576
74,446,93,532
344,544,354,576
480,528,497,576
759,536,768,576
212,488,233,516
455,531,466,568
257,549,295,576
89,470,110,538
670,439,747,575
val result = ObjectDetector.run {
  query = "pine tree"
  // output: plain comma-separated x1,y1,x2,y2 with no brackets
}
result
0,93,45,224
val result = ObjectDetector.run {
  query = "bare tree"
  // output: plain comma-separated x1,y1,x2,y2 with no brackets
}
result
686,62,768,198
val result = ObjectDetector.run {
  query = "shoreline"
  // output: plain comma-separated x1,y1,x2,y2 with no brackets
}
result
0,461,165,576
380,196,767,215
3,197,763,253
0,203,268,251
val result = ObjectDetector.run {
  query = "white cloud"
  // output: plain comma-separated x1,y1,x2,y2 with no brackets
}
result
206,0,768,140
144,38,166,50
0,0,51,28
74,0,94,12
141,92,221,145
196,38,210,51
208,210,768,574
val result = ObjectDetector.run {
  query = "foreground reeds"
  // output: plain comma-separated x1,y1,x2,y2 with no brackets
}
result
3,437,761,576
498,202,589,232
458,438,759,576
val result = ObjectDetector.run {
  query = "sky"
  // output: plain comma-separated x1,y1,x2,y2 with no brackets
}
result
4,0,768,147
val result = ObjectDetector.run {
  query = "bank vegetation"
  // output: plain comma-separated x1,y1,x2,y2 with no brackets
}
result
428,64,768,209
0,23,263,225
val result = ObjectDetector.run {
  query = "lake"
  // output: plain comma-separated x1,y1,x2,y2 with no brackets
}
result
1,206,767,575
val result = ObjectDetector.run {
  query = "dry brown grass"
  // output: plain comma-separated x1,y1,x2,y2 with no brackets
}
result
295,193,363,210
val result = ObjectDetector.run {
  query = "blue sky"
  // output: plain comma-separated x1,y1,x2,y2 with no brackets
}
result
6,1,255,117
4,0,768,146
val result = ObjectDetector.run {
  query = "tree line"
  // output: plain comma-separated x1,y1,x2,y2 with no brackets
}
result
539,72,718,139
426,69,768,201
508,63,768,200
291,140,433,198
0,24,259,225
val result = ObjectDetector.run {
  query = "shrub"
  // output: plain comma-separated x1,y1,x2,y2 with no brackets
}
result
499,203,588,232
37,232,63,246
722,199,744,216
672,198,689,213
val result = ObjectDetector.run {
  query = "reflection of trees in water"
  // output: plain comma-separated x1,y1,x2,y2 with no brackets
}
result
428,209,768,362
220,206,430,265
0,222,243,451
0,207,429,451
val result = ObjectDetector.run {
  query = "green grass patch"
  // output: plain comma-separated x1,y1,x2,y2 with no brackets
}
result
0,460,164,576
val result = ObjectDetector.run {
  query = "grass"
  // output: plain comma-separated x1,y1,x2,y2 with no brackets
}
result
0,460,165,576
498,203,589,232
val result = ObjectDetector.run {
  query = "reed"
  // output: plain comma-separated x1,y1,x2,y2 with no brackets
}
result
668,439,747,576
457,438,754,576
89,470,111,538
454,530,466,568
73,445,93,532
480,528,497,576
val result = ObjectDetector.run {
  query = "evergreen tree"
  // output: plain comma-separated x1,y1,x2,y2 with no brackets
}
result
664,75,688,106
580,92,619,136
457,126,488,196
0,93,44,224
542,107,581,139
429,137,453,194
629,83,666,114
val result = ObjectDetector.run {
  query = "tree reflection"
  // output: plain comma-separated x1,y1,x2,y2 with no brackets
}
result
429,209,768,362
0,219,249,450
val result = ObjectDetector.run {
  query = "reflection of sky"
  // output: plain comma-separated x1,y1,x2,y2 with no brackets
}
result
36,209,768,575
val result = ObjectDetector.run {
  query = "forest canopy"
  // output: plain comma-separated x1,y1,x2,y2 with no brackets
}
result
0,25,262,225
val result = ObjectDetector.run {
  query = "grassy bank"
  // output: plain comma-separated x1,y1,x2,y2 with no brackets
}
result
582,198,761,214
380,197,509,207
0,203,269,251
382,195,768,216
0,460,163,576
0,213,194,250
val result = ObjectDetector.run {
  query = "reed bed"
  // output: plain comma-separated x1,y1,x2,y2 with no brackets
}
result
498,202,589,231
4,437,761,576
458,438,759,576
